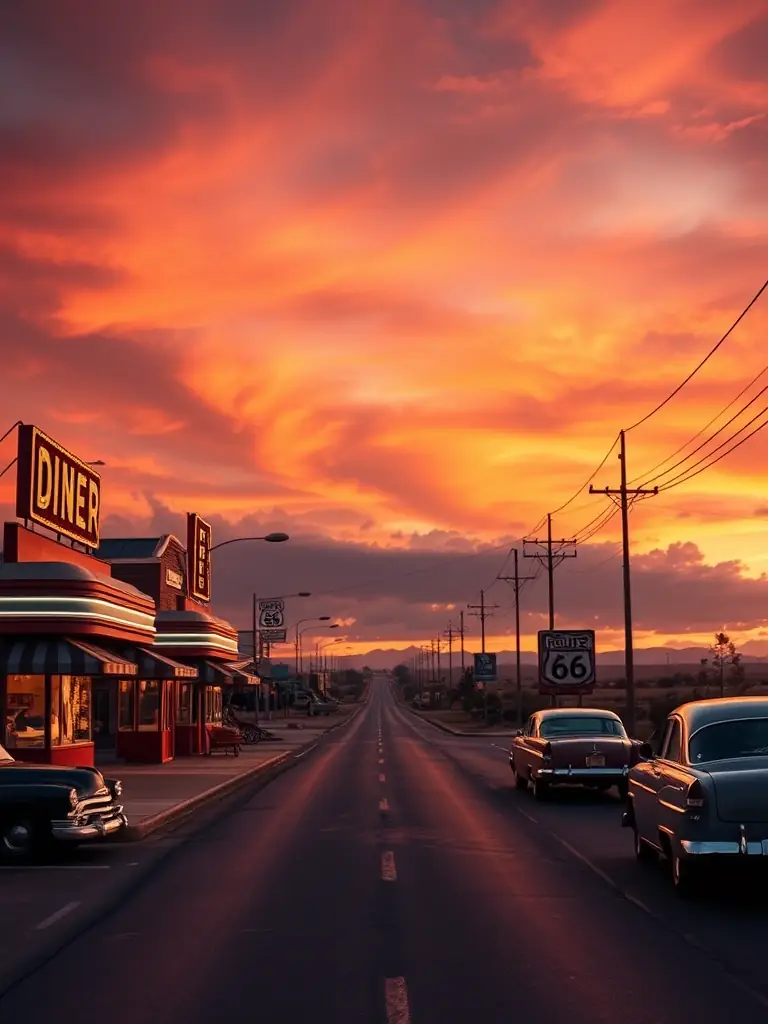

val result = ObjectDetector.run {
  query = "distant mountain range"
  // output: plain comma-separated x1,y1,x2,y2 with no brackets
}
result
339,643,768,670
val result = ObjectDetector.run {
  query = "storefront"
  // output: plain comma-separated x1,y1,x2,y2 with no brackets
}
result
0,425,160,767
0,558,157,767
153,607,241,756
104,646,198,764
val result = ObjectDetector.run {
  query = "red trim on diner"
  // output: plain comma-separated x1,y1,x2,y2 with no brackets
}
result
13,743,96,768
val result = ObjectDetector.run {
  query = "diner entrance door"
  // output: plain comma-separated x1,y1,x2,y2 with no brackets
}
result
92,680,117,754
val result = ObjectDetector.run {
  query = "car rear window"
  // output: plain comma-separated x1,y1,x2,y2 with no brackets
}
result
540,717,625,738
689,718,768,763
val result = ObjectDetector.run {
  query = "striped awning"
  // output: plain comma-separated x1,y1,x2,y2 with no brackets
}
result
119,647,198,680
195,660,236,686
0,638,137,676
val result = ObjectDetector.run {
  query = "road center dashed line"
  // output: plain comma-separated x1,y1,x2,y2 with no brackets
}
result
35,901,80,930
385,977,411,1023
381,850,397,881
378,773,386,783
378,758,385,764
379,798,390,812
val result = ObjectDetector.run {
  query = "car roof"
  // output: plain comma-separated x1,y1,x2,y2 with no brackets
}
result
536,708,621,721
674,697,768,732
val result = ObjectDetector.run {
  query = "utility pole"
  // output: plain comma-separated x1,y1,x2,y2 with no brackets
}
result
443,622,455,692
498,548,537,726
590,429,658,737
467,589,500,724
523,514,577,629
436,635,442,690
467,589,499,653
459,610,465,678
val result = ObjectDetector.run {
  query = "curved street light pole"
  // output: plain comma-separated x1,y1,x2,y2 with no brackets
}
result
210,533,290,552
302,623,338,673
294,617,331,675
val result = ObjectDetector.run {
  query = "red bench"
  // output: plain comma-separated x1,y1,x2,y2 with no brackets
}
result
206,724,242,756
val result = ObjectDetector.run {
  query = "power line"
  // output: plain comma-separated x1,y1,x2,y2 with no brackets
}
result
628,358,768,485
649,401,768,493
548,433,622,515
625,278,768,433
634,385,768,489
657,409,768,493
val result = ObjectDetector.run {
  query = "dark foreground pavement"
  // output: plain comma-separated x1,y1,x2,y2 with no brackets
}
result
2,680,767,1023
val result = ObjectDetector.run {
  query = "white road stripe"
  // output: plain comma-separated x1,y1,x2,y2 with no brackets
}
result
378,758,385,764
379,798,390,812
385,977,411,1023
35,901,80,930
0,864,110,871
381,851,397,881
378,773,386,782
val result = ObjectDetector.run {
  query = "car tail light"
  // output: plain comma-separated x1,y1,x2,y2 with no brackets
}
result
686,779,705,810
542,742,552,762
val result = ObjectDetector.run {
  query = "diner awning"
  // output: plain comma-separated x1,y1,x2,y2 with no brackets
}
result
0,638,138,676
195,660,236,686
119,646,198,680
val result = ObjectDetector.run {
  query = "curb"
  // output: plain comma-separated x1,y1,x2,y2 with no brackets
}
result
0,699,367,1001
404,705,517,738
124,701,366,841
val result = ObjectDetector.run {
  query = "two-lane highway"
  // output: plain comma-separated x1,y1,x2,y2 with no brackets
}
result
1,679,767,1023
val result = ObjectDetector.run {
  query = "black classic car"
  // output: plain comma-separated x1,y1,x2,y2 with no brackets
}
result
0,741,127,859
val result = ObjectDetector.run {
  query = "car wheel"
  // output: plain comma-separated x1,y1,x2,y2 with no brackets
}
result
617,780,629,802
671,852,700,897
634,829,658,863
513,765,528,791
532,777,550,801
0,818,36,861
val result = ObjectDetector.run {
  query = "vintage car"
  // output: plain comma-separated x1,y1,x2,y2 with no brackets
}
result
623,697,768,895
510,707,642,800
0,741,126,860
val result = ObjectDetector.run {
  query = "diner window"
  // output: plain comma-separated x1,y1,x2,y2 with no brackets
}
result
138,680,161,731
177,683,192,725
5,675,45,749
205,686,223,724
118,680,136,730
55,676,91,745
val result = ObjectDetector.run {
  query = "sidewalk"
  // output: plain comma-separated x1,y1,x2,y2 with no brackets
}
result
407,706,518,737
119,706,360,840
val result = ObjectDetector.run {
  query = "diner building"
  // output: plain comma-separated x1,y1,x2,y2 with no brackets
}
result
97,533,258,757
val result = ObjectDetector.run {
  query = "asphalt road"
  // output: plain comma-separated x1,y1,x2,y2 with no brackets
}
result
2,679,768,1023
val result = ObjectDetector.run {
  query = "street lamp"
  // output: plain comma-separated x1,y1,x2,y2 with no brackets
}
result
210,532,289,552
317,637,343,690
294,616,331,675
301,623,338,673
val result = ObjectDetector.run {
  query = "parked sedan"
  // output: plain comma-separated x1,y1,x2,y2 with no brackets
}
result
510,708,641,801
0,742,126,860
623,696,768,896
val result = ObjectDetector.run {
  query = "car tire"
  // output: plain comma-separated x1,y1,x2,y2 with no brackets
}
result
513,765,528,791
634,829,658,863
671,852,700,897
0,817,37,861
617,781,629,802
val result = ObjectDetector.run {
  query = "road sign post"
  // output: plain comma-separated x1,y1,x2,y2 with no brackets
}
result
538,630,596,698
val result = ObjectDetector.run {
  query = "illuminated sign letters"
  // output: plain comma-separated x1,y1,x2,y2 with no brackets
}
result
186,513,212,602
15,425,102,548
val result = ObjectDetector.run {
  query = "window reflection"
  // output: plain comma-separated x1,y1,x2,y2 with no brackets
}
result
118,680,136,731
138,680,160,731
5,675,45,748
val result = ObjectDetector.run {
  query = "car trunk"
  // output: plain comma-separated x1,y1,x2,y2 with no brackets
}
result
707,758,768,823
548,736,631,769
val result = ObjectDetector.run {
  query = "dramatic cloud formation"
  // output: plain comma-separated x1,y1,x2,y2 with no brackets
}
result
1,0,767,653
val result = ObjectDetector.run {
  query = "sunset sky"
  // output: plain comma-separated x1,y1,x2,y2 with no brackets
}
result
1,0,767,657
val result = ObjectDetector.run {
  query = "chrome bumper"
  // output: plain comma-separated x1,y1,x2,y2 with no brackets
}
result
51,807,128,842
537,767,629,780
681,838,768,858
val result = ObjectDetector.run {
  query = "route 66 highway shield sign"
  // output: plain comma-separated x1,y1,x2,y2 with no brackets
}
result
538,630,596,696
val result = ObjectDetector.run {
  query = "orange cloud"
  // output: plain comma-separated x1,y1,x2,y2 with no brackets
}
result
0,0,767,648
